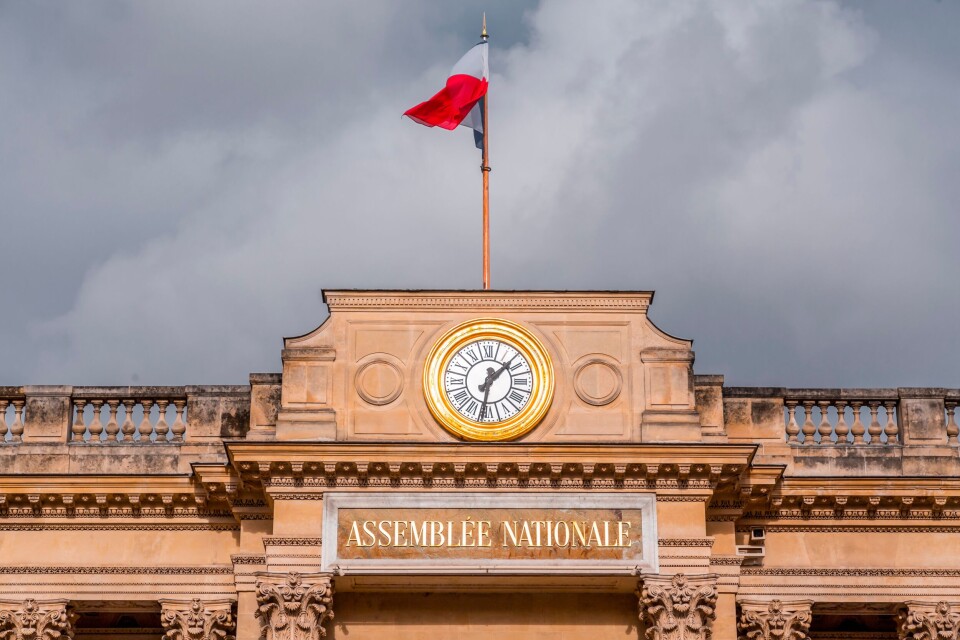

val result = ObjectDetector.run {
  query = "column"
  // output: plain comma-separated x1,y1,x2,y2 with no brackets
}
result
737,599,813,640
899,601,960,640
159,598,236,640
0,598,76,639
254,572,334,640
638,573,719,640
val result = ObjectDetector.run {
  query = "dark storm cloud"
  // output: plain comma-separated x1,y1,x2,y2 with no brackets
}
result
1,1,958,388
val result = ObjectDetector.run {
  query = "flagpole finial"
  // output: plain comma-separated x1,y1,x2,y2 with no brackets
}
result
481,13,488,39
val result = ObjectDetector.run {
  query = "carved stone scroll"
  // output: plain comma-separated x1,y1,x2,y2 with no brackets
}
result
898,601,960,640
638,573,718,640
0,599,76,640
254,572,334,640
737,599,813,640
159,598,236,640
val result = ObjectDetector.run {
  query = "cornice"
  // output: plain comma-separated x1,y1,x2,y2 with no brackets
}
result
322,290,654,312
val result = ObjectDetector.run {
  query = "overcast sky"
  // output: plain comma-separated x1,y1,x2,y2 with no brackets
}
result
2,0,959,388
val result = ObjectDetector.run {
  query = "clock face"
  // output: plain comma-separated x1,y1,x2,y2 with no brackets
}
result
423,318,555,441
443,339,533,423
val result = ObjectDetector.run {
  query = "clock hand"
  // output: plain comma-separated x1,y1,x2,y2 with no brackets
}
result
488,354,517,382
478,383,492,420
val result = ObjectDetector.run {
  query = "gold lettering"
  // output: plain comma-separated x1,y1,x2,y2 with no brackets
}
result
501,520,520,546
347,521,364,547
572,521,588,547
603,520,612,547
518,521,534,546
460,519,475,547
394,520,408,547
429,520,444,547
618,521,631,547
478,520,492,547
362,520,377,547
378,520,392,546
587,521,603,547
554,521,570,546
410,520,427,546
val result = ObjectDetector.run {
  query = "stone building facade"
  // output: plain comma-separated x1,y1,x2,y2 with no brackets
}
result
1,290,959,640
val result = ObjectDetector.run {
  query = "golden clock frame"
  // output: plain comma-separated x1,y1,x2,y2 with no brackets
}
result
422,318,555,442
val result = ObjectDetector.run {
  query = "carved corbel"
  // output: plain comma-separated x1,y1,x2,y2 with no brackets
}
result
159,598,236,640
255,572,334,640
899,601,960,640
737,599,813,640
638,573,718,640
0,598,76,640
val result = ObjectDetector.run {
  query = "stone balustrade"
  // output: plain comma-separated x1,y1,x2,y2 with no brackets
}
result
0,384,256,446
71,387,188,443
0,387,25,443
722,386,960,449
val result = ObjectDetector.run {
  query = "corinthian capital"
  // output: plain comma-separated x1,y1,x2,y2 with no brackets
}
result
737,599,813,640
254,572,334,640
0,599,76,640
638,573,718,640
899,601,960,640
159,598,236,640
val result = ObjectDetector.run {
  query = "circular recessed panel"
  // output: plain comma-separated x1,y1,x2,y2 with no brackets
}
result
356,358,404,406
423,318,555,441
574,359,622,406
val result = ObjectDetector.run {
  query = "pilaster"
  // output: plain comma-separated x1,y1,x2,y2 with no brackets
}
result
737,599,813,640
639,573,719,640
898,601,960,640
254,572,334,640
159,598,236,640
0,598,76,640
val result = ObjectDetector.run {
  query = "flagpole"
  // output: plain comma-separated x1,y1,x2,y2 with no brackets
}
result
481,14,491,290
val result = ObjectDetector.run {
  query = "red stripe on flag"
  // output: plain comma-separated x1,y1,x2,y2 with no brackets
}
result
403,74,488,130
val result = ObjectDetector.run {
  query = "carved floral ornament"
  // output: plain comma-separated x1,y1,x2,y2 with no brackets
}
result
255,572,334,640
0,599,76,640
899,601,960,640
737,599,813,640
638,573,718,640
159,599,236,640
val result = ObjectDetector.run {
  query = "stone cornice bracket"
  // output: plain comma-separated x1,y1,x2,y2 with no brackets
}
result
638,573,718,640
254,572,334,640
0,598,76,640
159,598,236,640
737,599,813,640
899,601,960,640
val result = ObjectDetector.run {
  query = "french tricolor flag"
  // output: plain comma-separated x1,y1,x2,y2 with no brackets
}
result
404,41,489,149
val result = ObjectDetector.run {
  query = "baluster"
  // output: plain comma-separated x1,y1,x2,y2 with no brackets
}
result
817,401,832,445
882,401,899,445
105,400,120,442
850,401,865,444
155,400,169,442
834,401,849,445
947,402,959,445
139,399,154,443
88,400,104,443
71,400,87,442
801,401,816,445
171,400,187,442
785,400,800,443
120,400,136,442
867,401,882,445
10,401,24,442
0,400,9,442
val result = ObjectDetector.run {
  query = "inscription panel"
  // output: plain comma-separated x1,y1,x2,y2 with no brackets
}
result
322,492,658,575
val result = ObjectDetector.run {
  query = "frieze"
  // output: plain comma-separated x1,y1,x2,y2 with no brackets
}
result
264,537,322,546
323,291,653,311
0,523,239,531
741,568,960,577
658,539,715,547
0,566,233,574
737,525,960,533
231,555,267,565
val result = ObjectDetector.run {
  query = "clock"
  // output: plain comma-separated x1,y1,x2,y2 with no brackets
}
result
423,318,554,441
